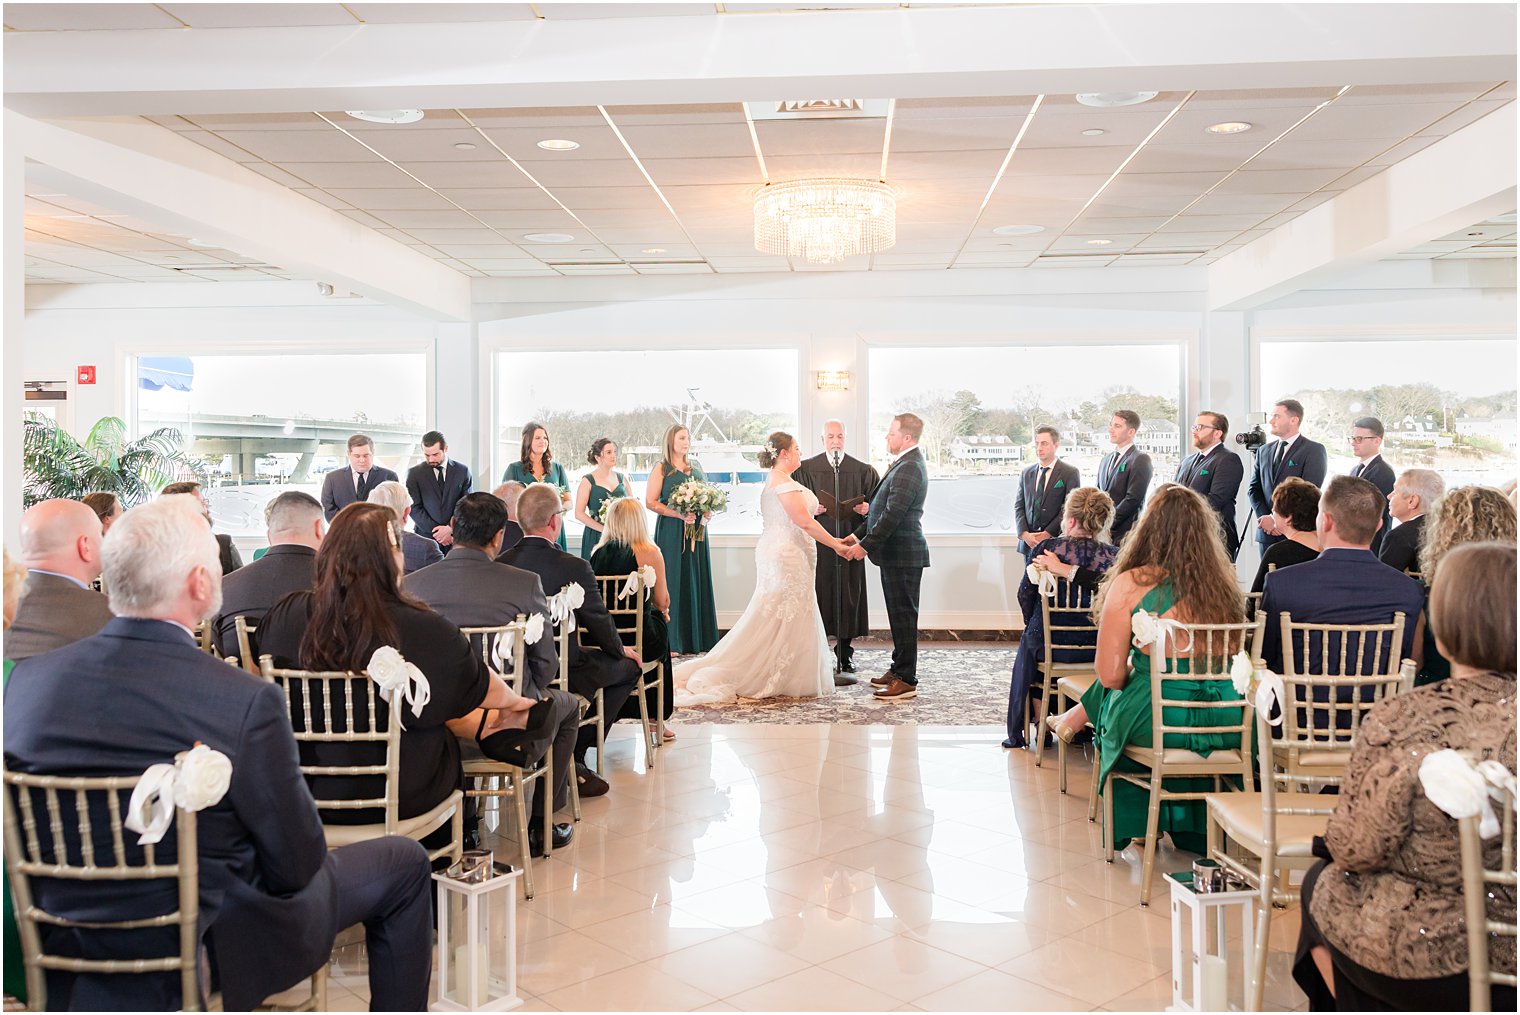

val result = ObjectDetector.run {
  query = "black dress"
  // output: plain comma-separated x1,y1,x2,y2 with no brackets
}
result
591,541,673,721
257,592,490,822
1250,538,1319,594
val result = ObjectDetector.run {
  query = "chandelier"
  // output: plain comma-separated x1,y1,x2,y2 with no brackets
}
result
753,178,897,265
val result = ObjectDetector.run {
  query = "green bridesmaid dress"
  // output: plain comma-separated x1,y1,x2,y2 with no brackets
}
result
502,460,570,551
1079,582,1245,854
653,464,718,654
579,473,629,560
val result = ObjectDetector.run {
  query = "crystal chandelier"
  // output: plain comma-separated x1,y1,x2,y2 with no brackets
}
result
753,178,897,264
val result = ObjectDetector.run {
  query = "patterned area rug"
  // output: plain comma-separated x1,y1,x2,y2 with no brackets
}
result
672,646,1016,726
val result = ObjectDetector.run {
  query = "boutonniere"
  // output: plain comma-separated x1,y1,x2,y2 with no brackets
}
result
1054,479,1065,488
1200,469,1209,476
1118,463,1127,472
1287,460,1295,467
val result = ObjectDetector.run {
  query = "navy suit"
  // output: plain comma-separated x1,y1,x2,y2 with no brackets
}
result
1351,455,1396,554
401,530,444,574
1378,514,1425,575
3,619,432,1011
320,465,399,522
1096,445,1153,542
1246,435,1329,556
1259,547,1425,676
1013,459,1080,558
407,459,473,545
1176,444,1247,559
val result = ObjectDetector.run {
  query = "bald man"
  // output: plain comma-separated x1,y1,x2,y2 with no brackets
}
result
7,499,114,660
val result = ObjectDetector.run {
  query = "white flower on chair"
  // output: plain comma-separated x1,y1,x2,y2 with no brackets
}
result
1131,609,1161,647
1420,749,1503,838
524,612,545,646
124,743,233,846
1230,651,1256,696
366,645,432,730
174,743,233,812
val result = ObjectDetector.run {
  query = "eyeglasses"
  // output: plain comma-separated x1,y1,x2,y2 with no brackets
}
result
1191,424,1220,432
1347,435,1378,443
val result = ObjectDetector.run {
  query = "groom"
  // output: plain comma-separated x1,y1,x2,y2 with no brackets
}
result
841,412,930,701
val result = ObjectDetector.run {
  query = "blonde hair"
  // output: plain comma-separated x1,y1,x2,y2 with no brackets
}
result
1064,487,1114,541
661,424,689,470
595,497,654,554
3,547,29,630
1419,486,1518,583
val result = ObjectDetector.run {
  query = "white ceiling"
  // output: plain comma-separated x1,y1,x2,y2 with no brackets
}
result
9,3,1517,286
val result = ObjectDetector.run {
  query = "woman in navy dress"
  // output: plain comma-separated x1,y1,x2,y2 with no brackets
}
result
502,421,571,551
1003,488,1118,749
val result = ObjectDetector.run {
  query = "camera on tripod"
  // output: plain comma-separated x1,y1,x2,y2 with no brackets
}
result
1234,413,1269,452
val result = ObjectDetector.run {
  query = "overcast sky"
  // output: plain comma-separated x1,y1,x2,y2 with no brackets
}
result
869,345,1183,412
1261,339,1516,401
139,353,427,424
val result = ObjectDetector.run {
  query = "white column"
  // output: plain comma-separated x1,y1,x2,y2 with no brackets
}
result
433,323,481,482
1200,310,1257,579
4,112,27,544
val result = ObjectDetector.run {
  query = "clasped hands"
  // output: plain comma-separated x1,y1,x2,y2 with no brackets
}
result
835,534,867,561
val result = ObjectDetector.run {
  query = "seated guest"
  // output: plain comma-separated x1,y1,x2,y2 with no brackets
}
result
499,483,642,792
212,490,325,657
1260,475,1425,676
81,491,123,534
406,492,582,851
1378,468,1443,574
1046,484,1245,853
1002,488,1117,749
368,479,444,574
494,481,526,553
7,499,112,661
3,548,30,1005
4,497,435,1011
1415,485,1517,685
1249,476,1321,595
1293,541,1516,1012
257,503,541,837
160,481,243,575
590,496,674,740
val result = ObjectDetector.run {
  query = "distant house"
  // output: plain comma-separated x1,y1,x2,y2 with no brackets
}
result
1390,413,1439,438
1135,420,1180,457
949,434,1022,463
1456,413,1518,449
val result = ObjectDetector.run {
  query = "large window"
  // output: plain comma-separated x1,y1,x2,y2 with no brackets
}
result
1258,337,1517,490
495,348,799,536
868,344,1184,534
137,352,429,538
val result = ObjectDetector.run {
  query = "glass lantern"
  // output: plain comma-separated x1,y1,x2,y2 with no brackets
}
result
433,854,522,1012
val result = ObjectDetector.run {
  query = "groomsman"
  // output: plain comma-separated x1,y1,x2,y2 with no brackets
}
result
1176,410,1247,559
1096,410,1153,543
796,420,880,685
1247,398,1329,556
1014,426,1080,558
406,430,472,550
1348,416,1396,554
320,433,399,521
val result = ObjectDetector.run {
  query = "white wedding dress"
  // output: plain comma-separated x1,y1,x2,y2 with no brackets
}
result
673,479,834,706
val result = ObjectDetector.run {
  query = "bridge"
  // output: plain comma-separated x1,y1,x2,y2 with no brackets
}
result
141,412,423,482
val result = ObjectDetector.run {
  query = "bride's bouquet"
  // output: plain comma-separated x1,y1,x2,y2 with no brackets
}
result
667,481,728,550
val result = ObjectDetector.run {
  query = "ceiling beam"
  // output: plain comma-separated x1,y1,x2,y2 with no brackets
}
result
4,4,1514,117
1206,105,1517,310
13,113,473,321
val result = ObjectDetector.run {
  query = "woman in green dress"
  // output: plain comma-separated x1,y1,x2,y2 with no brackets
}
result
590,497,676,738
574,437,630,561
645,424,718,654
502,421,571,551
1045,484,1247,854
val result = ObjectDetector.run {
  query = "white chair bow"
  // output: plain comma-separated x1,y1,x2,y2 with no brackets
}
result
1132,609,1194,655
1421,749,1513,839
1026,563,1059,600
367,645,432,731
124,743,233,846
547,583,584,632
618,565,658,601
1229,651,1286,725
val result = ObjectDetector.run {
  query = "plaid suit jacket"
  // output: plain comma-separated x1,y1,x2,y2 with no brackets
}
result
854,447,930,569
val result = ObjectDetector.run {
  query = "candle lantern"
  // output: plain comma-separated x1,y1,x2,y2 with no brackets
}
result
432,851,522,1012
1167,866,1257,1011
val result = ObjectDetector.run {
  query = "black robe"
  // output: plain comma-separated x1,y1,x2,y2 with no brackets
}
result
795,451,881,642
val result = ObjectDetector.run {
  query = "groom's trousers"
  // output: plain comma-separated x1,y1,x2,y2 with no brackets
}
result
881,565,924,686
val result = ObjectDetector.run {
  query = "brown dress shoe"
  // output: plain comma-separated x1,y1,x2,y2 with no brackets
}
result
872,677,917,701
870,672,895,687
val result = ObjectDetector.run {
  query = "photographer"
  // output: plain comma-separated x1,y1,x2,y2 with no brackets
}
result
1246,398,1328,558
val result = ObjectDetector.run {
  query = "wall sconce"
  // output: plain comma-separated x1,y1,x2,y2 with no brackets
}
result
815,370,851,392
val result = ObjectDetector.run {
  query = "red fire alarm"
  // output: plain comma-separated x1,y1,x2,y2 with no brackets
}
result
77,365,96,385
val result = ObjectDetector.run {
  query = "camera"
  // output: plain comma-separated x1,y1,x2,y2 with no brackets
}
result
1234,425,1267,452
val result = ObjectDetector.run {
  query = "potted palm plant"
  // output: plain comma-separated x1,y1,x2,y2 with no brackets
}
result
22,415,210,508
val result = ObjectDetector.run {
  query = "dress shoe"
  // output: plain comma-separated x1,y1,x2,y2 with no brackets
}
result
833,672,859,687
839,659,857,673
870,671,895,687
576,763,610,798
527,822,573,855
1044,714,1079,744
873,677,917,701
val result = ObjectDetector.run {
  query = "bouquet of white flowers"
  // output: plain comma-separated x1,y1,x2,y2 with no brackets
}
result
595,495,621,526
667,480,728,550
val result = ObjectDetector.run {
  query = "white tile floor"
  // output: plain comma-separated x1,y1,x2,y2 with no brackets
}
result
323,722,1313,1012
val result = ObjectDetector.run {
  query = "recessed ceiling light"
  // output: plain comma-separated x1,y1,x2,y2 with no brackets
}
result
1080,128,1106,137
992,224,1044,236
345,109,424,124
523,233,574,243
1075,92,1157,108
642,247,667,254
537,139,580,151
1086,238,1114,246
453,142,477,151
1206,121,1253,134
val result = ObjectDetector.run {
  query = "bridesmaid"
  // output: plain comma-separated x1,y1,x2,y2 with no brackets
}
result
574,437,630,561
646,424,718,654
502,421,571,551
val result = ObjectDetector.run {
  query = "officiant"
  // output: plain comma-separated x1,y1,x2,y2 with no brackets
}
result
796,420,881,686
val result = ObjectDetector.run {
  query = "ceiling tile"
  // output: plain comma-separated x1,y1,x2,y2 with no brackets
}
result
348,127,518,161
346,4,538,23
181,112,332,131
1289,102,1480,142
4,3,182,30
513,159,651,189
603,104,746,126
1416,99,1513,136
322,188,458,210
1211,167,1346,194
753,119,886,157
271,161,419,188
433,189,565,211
613,122,758,159
158,4,358,28
894,97,1036,120
640,158,763,187
371,209,488,229
403,228,515,245
393,161,534,189
473,126,629,161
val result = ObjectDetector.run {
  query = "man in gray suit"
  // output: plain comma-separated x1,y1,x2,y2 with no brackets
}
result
406,492,582,849
212,491,325,657
319,433,400,522
7,498,113,660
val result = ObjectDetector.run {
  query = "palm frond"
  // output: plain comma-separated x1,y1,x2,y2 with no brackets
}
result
83,416,129,471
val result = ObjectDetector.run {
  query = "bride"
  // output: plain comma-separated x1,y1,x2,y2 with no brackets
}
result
673,431,849,706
